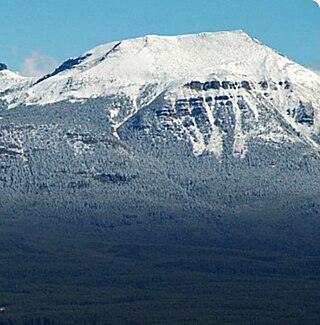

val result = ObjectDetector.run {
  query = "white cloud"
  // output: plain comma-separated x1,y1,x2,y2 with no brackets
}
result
20,51,59,77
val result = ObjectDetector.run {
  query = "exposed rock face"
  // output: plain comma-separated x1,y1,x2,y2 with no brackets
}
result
0,63,8,71
35,53,92,85
295,101,314,126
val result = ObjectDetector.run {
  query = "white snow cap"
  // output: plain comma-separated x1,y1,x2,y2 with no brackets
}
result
1,30,320,106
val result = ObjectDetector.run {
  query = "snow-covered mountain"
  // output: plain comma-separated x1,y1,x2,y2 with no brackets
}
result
1,30,320,158
2,30,319,105
1,31,320,250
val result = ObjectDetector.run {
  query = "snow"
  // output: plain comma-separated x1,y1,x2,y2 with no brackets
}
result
1,30,319,108
1,30,320,158
0,70,31,93
207,128,223,157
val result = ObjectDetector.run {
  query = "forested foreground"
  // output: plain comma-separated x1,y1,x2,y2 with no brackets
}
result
0,218,319,325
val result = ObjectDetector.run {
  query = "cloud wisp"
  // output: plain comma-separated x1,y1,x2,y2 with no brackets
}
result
20,51,59,77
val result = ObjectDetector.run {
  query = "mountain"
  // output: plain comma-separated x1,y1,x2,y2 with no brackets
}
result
0,31,320,251
1,30,320,157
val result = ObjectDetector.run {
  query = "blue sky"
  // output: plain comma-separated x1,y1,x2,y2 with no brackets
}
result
1,0,319,75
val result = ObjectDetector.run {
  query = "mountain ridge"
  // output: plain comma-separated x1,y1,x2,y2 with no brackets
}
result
1,30,320,106
1,30,320,158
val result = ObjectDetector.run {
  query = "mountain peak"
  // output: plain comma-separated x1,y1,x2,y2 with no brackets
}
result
1,31,319,110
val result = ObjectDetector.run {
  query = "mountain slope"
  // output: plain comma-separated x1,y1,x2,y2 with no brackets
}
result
0,31,320,251
1,30,320,158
